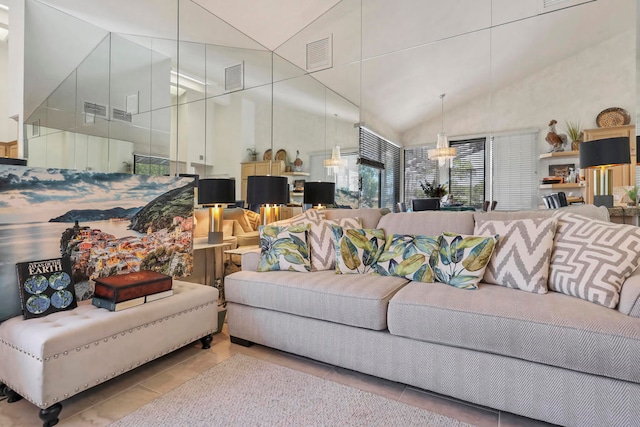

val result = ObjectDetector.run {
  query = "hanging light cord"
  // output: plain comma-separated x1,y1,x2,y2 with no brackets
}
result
440,93,445,135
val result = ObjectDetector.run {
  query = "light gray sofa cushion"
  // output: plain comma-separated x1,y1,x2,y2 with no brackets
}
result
225,270,408,330
473,204,610,222
387,281,640,383
620,268,640,317
324,208,386,229
377,211,475,236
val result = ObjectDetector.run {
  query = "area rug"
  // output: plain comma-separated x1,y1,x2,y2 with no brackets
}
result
109,354,475,427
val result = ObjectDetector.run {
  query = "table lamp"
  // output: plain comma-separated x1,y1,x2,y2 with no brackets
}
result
579,137,630,208
304,181,335,209
198,178,236,244
246,175,288,224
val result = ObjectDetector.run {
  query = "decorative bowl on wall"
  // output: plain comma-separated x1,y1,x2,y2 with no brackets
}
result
596,107,630,128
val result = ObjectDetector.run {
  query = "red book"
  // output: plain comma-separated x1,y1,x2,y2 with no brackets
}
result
93,271,172,303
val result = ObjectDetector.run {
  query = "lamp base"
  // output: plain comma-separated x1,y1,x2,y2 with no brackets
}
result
208,231,223,244
593,195,614,208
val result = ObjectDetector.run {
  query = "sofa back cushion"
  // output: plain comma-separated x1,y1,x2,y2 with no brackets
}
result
473,204,609,223
377,211,475,237
325,208,385,229
224,208,253,232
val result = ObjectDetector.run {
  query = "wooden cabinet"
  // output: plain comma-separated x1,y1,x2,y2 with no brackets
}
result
0,141,18,158
240,160,285,201
582,125,635,205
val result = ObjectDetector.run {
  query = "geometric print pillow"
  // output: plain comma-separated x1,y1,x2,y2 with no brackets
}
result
375,234,439,282
332,226,385,274
257,224,311,273
474,217,558,294
433,232,498,290
549,212,640,308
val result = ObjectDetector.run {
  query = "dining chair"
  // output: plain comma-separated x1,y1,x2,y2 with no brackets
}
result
412,198,440,211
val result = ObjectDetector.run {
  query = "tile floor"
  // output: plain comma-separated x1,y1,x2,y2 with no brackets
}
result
0,325,556,427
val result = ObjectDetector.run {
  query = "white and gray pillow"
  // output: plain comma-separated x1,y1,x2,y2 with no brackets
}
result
274,209,361,270
549,212,640,308
475,217,557,294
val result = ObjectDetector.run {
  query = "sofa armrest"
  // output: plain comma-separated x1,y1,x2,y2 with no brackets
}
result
619,268,640,317
236,231,260,246
241,248,261,271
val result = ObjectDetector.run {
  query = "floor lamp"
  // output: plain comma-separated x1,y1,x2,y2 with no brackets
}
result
198,178,236,244
246,175,288,225
303,181,335,209
579,137,630,208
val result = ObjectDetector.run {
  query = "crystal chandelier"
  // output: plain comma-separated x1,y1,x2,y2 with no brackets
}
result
324,145,347,176
427,94,456,167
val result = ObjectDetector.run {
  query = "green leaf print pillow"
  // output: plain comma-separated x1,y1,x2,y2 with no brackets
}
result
331,226,385,274
375,234,439,282
257,224,311,272
433,232,498,289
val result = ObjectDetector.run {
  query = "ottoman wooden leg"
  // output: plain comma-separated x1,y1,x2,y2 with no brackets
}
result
200,334,213,349
2,385,22,403
39,403,62,427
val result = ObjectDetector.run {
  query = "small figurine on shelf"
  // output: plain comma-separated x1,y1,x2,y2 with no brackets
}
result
545,119,568,152
293,150,303,172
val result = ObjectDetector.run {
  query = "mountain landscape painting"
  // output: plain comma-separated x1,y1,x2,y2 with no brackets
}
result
0,165,195,322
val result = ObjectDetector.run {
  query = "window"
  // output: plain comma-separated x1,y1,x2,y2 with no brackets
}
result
449,138,486,209
403,146,440,206
133,154,170,176
491,130,538,210
359,127,401,210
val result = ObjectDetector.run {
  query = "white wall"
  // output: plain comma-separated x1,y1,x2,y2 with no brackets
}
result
0,39,16,141
402,30,635,156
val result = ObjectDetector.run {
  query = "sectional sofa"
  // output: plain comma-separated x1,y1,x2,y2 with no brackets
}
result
225,206,640,427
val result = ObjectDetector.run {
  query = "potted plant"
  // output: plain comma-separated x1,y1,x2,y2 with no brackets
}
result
564,120,582,151
246,147,258,161
623,185,638,206
419,180,447,198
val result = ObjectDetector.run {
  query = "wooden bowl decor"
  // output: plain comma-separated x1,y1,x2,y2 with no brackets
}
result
596,107,630,128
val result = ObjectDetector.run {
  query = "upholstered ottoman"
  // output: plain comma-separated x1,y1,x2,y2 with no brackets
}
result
0,280,218,427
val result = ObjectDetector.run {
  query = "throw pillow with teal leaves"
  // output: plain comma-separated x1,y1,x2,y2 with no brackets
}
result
375,234,439,282
433,232,498,289
257,224,311,272
332,226,385,274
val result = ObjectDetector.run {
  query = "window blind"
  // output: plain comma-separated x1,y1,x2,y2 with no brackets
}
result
359,127,400,210
403,146,440,206
492,130,538,210
449,138,486,209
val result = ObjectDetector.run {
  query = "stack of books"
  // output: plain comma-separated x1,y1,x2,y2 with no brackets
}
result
91,271,173,312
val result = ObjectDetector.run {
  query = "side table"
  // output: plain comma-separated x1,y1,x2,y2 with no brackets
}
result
193,242,233,296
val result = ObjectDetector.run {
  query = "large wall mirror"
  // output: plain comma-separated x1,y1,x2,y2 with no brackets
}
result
19,0,636,210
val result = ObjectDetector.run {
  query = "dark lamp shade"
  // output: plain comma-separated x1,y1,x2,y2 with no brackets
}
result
579,137,630,169
247,175,288,205
198,178,236,205
304,181,335,205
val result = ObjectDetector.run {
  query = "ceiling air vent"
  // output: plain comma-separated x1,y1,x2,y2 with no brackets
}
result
84,102,107,117
539,0,590,12
112,108,132,123
224,62,244,93
306,34,333,72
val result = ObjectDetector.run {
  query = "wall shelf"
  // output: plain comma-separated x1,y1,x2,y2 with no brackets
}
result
539,183,584,189
538,151,579,159
282,171,310,176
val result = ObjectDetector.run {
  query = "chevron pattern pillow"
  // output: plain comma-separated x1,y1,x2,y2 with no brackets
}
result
549,212,640,308
273,210,361,270
474,217,558,293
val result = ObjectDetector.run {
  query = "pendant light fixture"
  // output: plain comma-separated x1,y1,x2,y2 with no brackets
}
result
427,93,456,167
324,114,347,176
